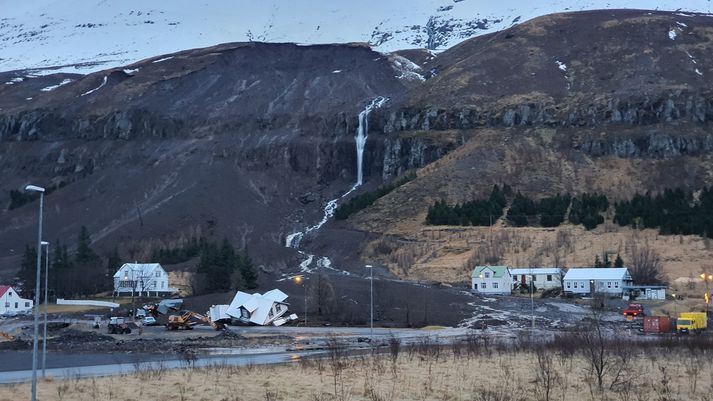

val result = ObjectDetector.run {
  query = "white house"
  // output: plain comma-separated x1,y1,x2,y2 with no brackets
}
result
225,289,290,325
563,268,633,296
0,285,33,316
622,285,667,300
510,268,563,291
113,263,177,297
471,266,512,295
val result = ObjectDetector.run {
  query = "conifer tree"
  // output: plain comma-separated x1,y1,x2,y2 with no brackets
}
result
614,254,624,268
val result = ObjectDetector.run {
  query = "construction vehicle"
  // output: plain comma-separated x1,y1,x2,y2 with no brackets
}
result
676,312,707,334
166,310,226,331
108,317,132,334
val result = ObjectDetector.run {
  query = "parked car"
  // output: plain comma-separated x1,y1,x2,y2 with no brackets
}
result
141,316,158,326
623,303,645,318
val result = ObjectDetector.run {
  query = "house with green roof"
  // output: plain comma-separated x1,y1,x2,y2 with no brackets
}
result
471,265,513,295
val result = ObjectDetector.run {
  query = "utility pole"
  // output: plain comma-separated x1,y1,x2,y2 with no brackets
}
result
41,241,49,377
367,264,373,338
25,184,45,401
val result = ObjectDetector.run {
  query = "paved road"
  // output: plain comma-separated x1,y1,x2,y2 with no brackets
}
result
0,349,327,384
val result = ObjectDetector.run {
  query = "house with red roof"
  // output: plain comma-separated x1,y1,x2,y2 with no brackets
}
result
0,285,33,316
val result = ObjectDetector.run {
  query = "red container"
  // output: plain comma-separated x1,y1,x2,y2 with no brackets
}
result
643,316,673,334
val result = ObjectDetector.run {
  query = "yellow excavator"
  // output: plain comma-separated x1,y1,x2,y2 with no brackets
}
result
166,310,226,331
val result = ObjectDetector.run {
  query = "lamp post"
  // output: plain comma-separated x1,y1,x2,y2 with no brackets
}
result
25,184,45,401
293,275,306,326
41,240,49,377
366,264,373,338
529,267,534,330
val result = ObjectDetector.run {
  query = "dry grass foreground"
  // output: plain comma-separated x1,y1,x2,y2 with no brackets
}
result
2,335,713,401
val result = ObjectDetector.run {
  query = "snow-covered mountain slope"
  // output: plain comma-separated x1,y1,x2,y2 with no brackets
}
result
1,0,711,74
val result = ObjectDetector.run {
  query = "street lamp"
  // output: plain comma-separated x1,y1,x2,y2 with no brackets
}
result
293,275,306,326
41,240,49,377
699,273,713,314
25,184,45,401
366,264,373,338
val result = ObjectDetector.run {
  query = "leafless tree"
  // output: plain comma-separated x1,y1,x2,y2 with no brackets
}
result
627,240,664,284
534,346,559,401
311,272,336,317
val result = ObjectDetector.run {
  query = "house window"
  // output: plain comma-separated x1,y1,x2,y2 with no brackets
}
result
4,302,8,307
547,275,553,282
484,272,491,278
482,283,487,289
156,271,160,278
493,282,499,289
513,275,518,281
615,282,619,288
268,309,274,319
14,302,18,308
531,275,536,281
25,302,30,307
566,282,571,289
276,304,282,312
241,308,250,318
8,291,12,297
607,282,612,288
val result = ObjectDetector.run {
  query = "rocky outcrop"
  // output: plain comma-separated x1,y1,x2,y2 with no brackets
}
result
379,93,713,133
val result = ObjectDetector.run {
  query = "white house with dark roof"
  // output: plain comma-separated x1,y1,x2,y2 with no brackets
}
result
113,263,177,297
0,285,33,315
471,265,512,295
510,268,563,291
563,268,633,296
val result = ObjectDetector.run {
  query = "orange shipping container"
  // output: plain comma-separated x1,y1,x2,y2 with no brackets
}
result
643,316,673,334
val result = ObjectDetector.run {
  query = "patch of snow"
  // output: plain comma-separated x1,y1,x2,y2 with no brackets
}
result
669,29,677,40
25,97,33,100
687,51,698,64
40,78,73,91
676,21,688,27
80,76,107,96
391,54,426,82
696,68,703,76
331,69,342,73
555,60,567,71
151,56,174,63
4,77,24,85
123,68,139,74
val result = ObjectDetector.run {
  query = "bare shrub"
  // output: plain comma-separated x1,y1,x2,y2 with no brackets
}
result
627,239,664,284
534,346,560,401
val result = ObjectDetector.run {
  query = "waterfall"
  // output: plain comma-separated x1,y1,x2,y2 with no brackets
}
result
284,96,388,272
355,96,387,186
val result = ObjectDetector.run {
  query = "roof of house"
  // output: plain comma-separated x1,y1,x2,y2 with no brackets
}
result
472,265,511,278
113,263,164,278
563,268,631,281
510,268,562,275
226,290,289,325
0,285,11,298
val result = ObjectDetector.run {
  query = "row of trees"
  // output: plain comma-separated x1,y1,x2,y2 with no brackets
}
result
17,226,116,298
426,187,608,230
614,187,713,236
425,185,508,226
17,226,260,298
194,239,258,294
335,172,416,220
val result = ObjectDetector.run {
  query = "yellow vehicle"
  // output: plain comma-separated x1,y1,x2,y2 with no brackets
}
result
166,310,226,331
676,312,708,334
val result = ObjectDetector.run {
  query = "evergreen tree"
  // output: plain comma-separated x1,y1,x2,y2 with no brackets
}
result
594,255,602,268
106,247,121,281
16,245,38,297
614,254,624,267
75,226,99,264
238,248,258,289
